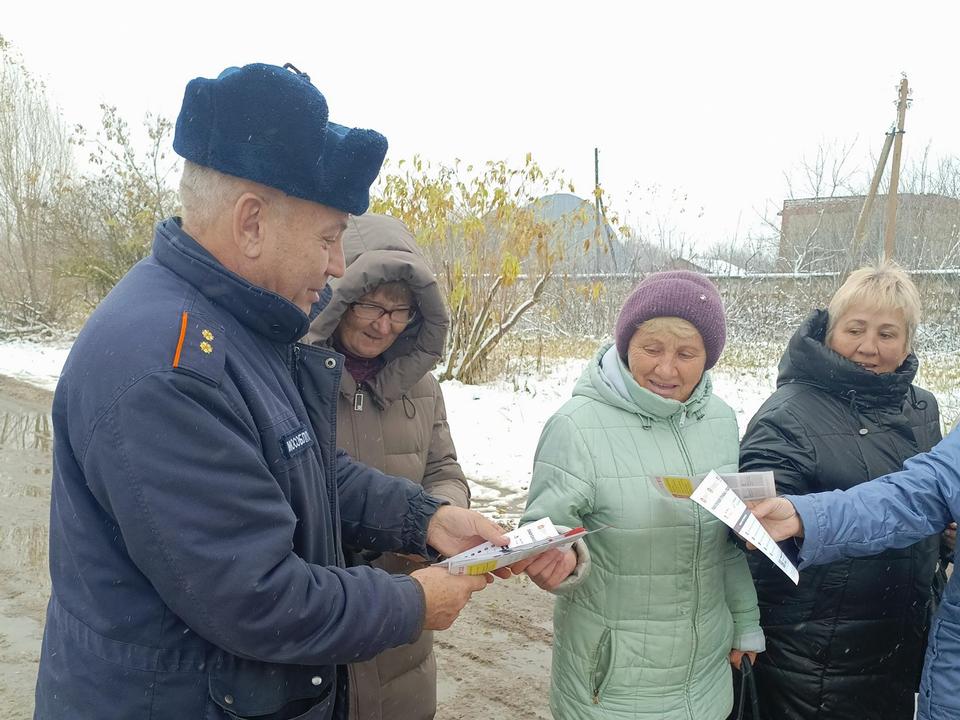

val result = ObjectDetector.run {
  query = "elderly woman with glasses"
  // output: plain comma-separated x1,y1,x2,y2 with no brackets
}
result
306,213,470,720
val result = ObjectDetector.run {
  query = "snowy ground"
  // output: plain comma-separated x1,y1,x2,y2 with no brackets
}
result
0,340,72,392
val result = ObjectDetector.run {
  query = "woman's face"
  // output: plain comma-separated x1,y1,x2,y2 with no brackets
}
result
626,320,707,403
826,302,910,374
335,286,412,359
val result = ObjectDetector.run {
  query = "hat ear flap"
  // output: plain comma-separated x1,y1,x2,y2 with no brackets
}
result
174,79,216,166
319,124,389,216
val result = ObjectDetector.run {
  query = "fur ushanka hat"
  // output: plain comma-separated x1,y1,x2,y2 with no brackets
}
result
173,63,387,215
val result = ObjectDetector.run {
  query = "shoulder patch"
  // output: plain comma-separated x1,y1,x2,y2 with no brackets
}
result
280,425,314,459
171,311,226,385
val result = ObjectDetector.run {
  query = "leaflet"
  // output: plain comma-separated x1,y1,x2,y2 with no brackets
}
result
436,518,603,576
653,471,776,502
690,470,799,585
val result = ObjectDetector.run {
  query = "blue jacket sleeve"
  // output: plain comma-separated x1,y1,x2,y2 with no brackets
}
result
791,426,960,569
335,448,446,556
80,370,425,666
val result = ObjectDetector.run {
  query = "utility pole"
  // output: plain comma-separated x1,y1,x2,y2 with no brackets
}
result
883,76,910,261
594,148,602,274
851,128,894,258
594,148,617,271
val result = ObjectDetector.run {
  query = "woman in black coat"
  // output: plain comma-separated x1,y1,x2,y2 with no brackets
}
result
740,262,943,720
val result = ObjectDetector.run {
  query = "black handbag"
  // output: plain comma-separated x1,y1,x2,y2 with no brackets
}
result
731,655,761,720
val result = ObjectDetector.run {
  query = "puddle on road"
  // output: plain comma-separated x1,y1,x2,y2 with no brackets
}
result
0,412,52,452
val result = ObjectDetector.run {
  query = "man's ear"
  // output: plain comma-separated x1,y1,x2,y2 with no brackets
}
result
233,192,269,259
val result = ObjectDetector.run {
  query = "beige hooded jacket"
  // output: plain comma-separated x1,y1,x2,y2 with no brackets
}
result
306,213,469,720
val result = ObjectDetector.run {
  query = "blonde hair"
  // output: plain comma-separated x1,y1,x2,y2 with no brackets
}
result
827,261,921,349
634,316,702,341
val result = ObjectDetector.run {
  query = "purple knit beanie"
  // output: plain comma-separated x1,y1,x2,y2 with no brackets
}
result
614,271,726,369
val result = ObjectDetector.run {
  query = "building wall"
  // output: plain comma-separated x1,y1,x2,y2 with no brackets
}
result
777,194,960,271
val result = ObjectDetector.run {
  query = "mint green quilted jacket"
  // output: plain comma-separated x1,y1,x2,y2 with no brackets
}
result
522,344,762,720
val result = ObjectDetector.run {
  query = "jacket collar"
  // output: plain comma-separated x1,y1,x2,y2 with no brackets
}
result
778,309,918,410
153,217,330,344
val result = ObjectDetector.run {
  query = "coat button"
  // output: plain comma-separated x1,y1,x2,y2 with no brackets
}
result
311,676,323,686
324,358,337,369
858,428,869,435
270,324,281,334
224,695,234,705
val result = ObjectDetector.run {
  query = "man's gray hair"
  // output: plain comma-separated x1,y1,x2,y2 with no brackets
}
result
178,161,246,231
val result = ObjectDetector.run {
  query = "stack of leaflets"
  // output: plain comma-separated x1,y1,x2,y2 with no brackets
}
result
436,518,603,576
690,470,799,584
652,471,776,502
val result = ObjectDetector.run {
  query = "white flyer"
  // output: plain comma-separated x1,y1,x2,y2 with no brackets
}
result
690,470,799,585
653,471,776,502
436,518,601,576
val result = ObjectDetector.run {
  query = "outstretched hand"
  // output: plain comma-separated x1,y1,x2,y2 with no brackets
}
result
426,506,509,558
515,547,578,591
411,566,492,630
746,497,803,545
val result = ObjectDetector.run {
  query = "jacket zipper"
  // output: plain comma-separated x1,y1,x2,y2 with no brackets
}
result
293,343,344,564
591,628,611,704
672,414,699,720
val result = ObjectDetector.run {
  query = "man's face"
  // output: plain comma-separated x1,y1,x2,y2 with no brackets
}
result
260,195,347,313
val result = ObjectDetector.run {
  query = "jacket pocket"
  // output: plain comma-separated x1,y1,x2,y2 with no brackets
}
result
208,651,335,719
591,628,615,704
925,616,960,712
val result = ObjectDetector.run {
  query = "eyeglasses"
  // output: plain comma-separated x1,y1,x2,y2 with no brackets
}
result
349,302,418,326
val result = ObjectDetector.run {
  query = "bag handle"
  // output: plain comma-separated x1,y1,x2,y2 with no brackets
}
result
734,655,760,720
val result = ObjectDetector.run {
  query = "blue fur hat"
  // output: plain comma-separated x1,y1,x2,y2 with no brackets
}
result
173,63,387,215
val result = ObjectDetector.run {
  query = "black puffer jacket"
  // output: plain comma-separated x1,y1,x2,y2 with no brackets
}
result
740,309,942,720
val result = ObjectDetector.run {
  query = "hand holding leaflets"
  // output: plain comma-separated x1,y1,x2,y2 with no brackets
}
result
435,518,604,577
690,470,800,584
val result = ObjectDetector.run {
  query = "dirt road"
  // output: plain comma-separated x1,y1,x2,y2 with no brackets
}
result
0,375,554,719
0,376,52,720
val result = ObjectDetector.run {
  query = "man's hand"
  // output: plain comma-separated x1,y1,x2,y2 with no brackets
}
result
515,547,578,591
746,497,803,543
426,506,509,558
411,565,491,630
729,649,758,669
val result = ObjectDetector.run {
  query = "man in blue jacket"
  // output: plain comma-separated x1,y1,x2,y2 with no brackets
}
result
749,425,960,720
35,63,506,720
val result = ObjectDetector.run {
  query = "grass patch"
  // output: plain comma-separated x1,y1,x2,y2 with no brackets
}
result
471,334,599,384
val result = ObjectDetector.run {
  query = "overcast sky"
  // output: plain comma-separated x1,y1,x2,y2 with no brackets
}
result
4,1,958,250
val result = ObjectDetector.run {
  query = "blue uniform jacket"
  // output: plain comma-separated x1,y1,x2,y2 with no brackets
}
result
788,425,960,720
35,218,442,720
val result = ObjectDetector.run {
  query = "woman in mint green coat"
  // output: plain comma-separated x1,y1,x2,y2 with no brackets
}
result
521,271,763,720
